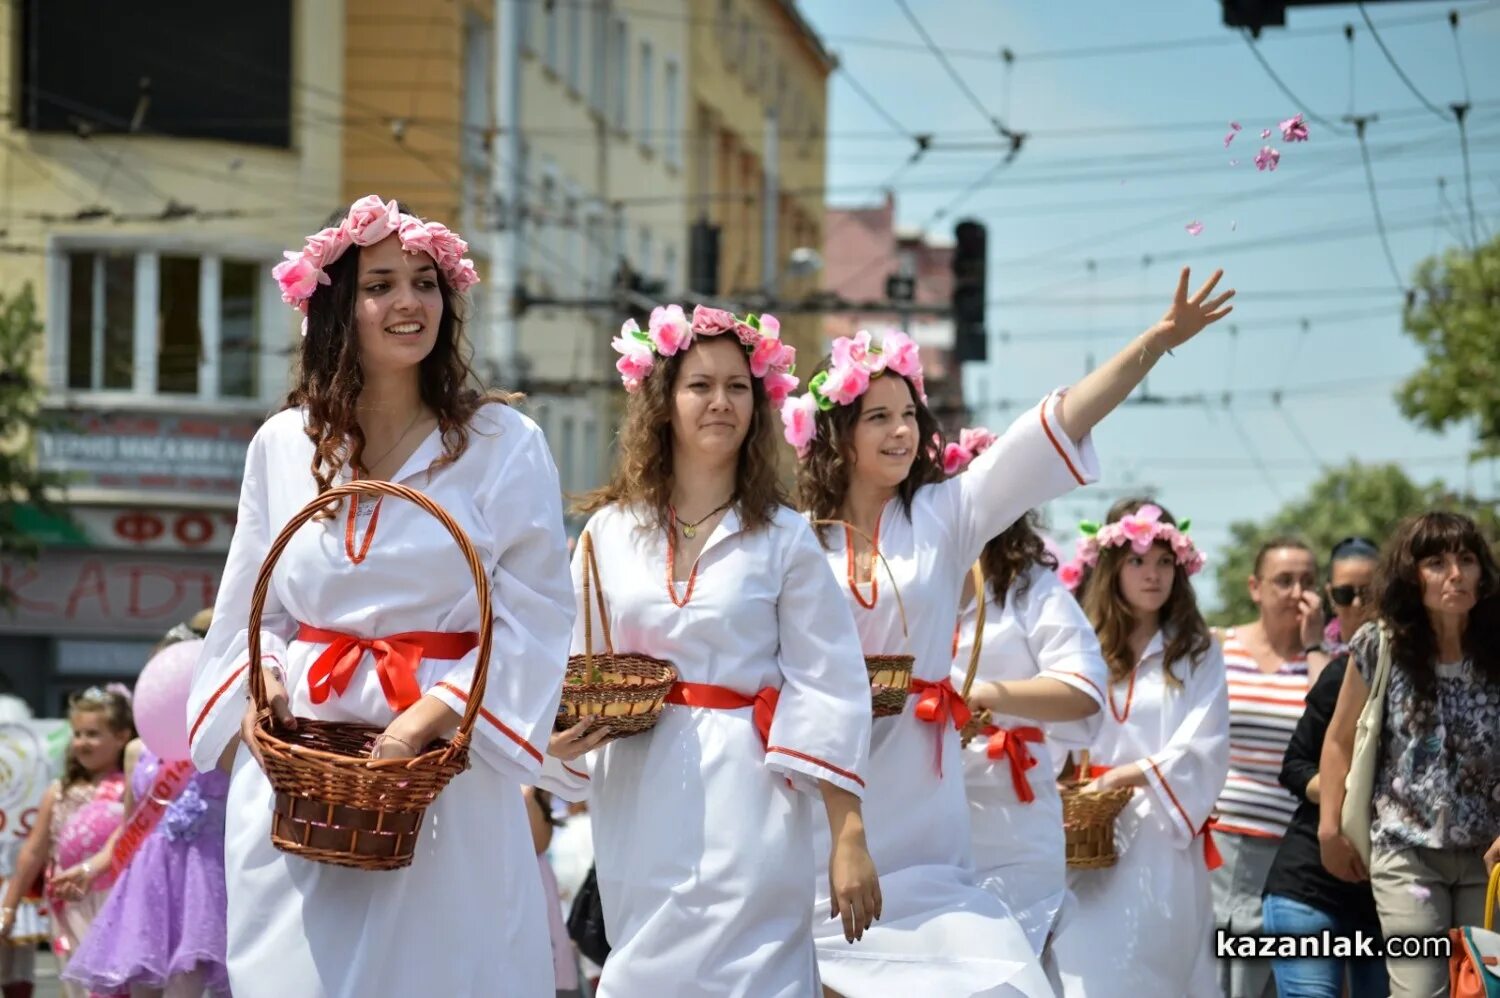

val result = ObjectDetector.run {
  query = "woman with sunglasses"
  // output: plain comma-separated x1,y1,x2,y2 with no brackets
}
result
1258,537,1387,996
1323,537,1381,656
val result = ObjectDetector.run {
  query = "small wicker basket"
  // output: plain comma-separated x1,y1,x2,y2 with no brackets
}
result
246,480,490,872
555,530,678,739
956,560,990,747
1059,750,1135,869
813,520,915,718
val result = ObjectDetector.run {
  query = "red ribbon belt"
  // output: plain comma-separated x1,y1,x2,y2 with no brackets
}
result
664,682,780,750
1201,818,1224,871
909,677,972,777
298,623,479,712
980,724,1045,803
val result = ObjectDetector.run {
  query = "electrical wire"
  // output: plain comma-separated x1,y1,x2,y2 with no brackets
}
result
1357,2,1450,121
1239,31,1349,134
893,0,1019,139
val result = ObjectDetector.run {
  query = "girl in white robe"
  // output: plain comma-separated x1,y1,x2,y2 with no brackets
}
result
187,198,575,998
781,266,1236,997
947,503,1108,957
1047,499,1229,998
542,306,879,998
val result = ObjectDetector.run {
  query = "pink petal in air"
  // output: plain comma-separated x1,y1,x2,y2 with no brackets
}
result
1186,221,1204,236
1261,128,1272,139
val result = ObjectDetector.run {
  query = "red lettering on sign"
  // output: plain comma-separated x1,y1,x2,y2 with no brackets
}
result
0,563,57,615
173,514,213,547
114,511,165,544
126,565,184,619
16,807,36,839
64,560,110,619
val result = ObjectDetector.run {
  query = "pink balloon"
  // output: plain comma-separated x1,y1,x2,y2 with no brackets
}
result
133,639,202,762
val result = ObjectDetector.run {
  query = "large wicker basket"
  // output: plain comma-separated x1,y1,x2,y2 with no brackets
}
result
1059,750,1135,869
555,530,677,740
813,519,914,718
956,561,990,747
246,480,490,872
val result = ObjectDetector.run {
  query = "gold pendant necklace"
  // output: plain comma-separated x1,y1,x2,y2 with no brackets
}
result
671,497,735,538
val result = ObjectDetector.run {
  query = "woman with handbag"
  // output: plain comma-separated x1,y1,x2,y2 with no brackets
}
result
1046,498,1229,998
1319,512,1500,998
184,196,576,996
543,305,880,996
943,435,1108,957
782,267,1234,996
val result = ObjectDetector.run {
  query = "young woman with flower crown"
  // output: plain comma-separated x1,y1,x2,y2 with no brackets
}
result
780,267,1234,997
540,304,880,996
184,196,575,997
941,430,1109,960
1047,498,1228,998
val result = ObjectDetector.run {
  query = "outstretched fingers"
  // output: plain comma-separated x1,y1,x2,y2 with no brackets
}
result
1189,269,1225,305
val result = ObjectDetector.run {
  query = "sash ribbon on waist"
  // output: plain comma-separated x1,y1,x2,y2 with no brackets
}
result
298,623,479,712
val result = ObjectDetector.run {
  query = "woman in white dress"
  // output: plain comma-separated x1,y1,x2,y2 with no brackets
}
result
1047,498,1229,998
945,430,1108,958
779,267,1235,997
543,305,880,997
186,196,575,998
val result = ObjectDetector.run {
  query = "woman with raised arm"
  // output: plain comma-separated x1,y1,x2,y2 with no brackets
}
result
183,196,575,996
542,305,880,996
781,268,1234,996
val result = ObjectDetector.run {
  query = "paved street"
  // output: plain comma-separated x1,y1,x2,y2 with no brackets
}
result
34,950,59,997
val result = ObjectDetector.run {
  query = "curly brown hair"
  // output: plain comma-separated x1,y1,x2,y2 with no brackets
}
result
795,360,945,542
1079,497,1213,688
978,510,1057,609
574,339,785,534
284,201,513,510
64,687,134,790
1375,511,1500,696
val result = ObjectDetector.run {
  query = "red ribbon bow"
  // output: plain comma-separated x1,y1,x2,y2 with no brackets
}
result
1201,818,1224,871
909,677,971,777
299,624,478,713
980,724,1045,803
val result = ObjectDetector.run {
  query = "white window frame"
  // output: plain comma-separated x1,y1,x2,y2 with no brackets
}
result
664,58,680,168
611,18,629,132
543,0,560,73
639,40,654,152
589,3,608,114
565,0,582,94
45,236,285,411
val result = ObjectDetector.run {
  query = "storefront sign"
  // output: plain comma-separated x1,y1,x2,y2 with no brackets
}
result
0,553,223,637
38,409,260,500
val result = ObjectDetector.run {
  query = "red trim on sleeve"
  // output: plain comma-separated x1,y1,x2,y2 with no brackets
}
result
767,746,865,788
1048,669,1106,701
434,682,544,764
188,661,252,748
562,762,590,781
1146,757,1195,834
1038,394,1087,486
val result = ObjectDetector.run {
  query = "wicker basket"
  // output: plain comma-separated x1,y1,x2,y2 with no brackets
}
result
1058,750,1135,869
957,560,990,747
813,519,915,718
246,480,491,872
555,530,677,739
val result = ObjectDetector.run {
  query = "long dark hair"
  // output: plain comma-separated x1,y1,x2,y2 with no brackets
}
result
64,687,134,790
979,511,1056,609
795,359,944,541
1376,511,1500,696
285,201,513,507
575,338,785,534
1080,497,1213,687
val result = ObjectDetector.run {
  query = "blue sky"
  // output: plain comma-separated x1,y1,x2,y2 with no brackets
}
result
800,0,1500,607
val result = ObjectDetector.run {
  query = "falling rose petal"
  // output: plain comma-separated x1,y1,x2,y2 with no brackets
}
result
1261,128,1272,139
1408,884,1432,903
1224,131,1237,148
1186,221,1204,236
1230,121,1242,131
1280,113,1309,142
1254,145,1280,171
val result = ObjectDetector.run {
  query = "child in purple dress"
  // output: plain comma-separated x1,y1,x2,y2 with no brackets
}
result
62,745,230,998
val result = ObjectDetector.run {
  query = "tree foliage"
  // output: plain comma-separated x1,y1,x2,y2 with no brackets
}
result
1208,461,1499,626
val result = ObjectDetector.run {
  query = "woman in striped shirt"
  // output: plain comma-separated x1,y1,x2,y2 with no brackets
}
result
1212,537,1331,998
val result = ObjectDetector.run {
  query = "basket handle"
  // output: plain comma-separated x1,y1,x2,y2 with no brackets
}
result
246,480,493,751
958,560,986,699
811,519,909,640
576,530,615,678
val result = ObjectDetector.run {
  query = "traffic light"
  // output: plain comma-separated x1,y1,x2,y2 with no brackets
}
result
952,219,987,363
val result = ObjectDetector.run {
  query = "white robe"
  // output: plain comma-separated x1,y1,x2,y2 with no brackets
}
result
540,502,871,998
811,392,1098,998
186,404,575,998
950,564,1109,956
1048,631,1229,998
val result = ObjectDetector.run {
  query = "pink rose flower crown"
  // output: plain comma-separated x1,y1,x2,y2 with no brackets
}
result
777,329,927,459
272,194,480,336
1057,503,1206,593
610,304,799,405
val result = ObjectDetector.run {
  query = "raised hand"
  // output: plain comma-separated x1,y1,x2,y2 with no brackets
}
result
1151,267,1235,352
